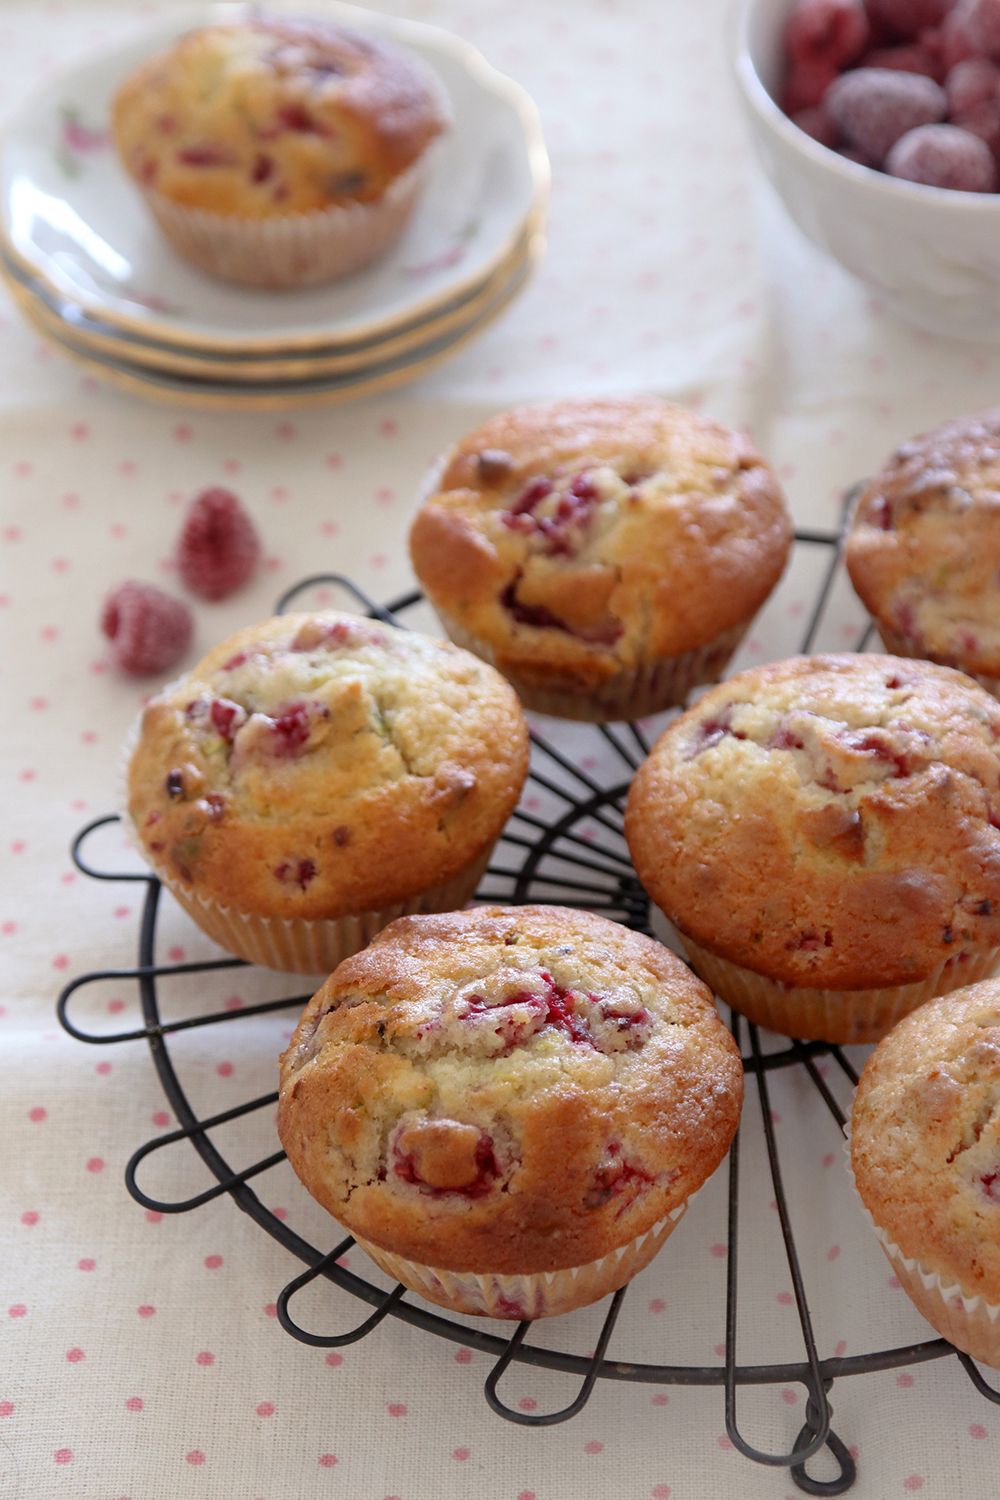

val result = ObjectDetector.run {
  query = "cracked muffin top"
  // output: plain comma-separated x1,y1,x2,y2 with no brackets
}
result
126,612,528,918
277,905,743,1275
852,979,1000,1295
846,410,1000,681
408,397,792,686
625,654,1000,990
112,18,447,217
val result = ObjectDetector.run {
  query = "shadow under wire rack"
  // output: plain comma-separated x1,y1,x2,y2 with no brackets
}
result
57,525,1000,1496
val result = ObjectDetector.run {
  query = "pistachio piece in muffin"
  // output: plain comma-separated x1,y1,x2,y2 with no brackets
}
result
278,905,743,1318
126,612,528,973
626,653,1000,1043
408,397,792,721
851,978,1000,1367
846,408,1000,695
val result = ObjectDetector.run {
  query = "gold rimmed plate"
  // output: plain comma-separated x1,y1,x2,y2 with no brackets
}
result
0,0,549,355
1,221,540,381
11,246,536,410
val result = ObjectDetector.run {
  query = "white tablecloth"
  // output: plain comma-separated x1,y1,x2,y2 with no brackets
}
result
5,2,1000,1497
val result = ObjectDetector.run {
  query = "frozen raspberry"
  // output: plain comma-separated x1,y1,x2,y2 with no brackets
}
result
783,56,840,111
887,121,998,186
838,141,877,162
101,581,193,676
940,5,979,64
945,56,1000,110
863,41,946,78
865,0,957,40
792,103,840,144
176,487,261,601
953,97,1000,153
826,67,946,161
786,0,870,68
958,0,1000,56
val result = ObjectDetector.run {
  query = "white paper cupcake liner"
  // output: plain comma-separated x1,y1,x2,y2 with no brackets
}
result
678,931,1000,1044
432,609,748,723
139,152,433,289
872,624,1000,701
353,1200,688,1320
158,848,491,975
845,1130,1000,1368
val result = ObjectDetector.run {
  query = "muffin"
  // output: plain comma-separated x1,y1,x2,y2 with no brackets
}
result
112,17,448,287
625,653,1000,1043
851,979,1000,1368
125,612,528,973
408,397,792,722
278,905,743,1318
846,409,1000,696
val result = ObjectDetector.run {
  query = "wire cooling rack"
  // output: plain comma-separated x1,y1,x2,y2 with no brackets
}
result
57,528,1000,1496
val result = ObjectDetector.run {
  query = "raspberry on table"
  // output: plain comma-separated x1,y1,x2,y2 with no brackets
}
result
176,487,261,601
785,0,870,69
887,120,999,186
826,66,947,161
101,581,193,676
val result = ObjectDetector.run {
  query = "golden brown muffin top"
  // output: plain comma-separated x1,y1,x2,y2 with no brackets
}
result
112,18,447,216
277,906,743,1275
126,613,527,918
847,410,1000,678
852,979,1000,1297
626,654,1000,990
408,398,791,686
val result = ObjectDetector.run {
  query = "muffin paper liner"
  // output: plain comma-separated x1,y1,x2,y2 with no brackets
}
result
158,849,492,975
352,1200,689,1320
138,152,434,289
432,609,748,723
677,932,1000,1044
872,623,1000,702
845,1130,1000,1369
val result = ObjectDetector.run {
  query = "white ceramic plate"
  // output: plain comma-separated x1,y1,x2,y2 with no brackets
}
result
13,249,534,409
0,0,548,352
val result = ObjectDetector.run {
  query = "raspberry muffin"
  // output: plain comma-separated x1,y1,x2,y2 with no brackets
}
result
112,17,448,287
626,654,1000,1043
278,905,743,1319
847,409,1000,696
408,397,792,722
125,612,528,973
851,979,1000,1368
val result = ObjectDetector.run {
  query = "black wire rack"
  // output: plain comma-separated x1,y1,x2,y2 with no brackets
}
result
57,527,1000,1496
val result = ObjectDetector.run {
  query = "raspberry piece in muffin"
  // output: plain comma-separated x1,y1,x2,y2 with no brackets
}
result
846,408,1000,692
278,905,743,1318
409,397,791,722
626,653,1000,1043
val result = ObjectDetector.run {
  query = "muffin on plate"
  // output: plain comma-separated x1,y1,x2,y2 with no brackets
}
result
846,409,1000,697
625,653,1000,1043
278,905,743,1318
125,612,527,973
112,17,449,287
851,979,1000,1368
408,397,792,722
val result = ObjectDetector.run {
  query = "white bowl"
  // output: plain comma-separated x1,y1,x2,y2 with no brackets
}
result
735,0,1000,340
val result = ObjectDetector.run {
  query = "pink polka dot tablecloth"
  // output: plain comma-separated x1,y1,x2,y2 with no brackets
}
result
4,2,1000,1498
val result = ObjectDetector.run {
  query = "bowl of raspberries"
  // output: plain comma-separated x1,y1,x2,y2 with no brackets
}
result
736,0,1000,337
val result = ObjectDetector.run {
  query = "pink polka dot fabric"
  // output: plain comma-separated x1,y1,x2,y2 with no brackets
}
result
4,1,1000,1498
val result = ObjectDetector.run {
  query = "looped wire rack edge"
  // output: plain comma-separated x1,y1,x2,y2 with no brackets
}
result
57,526,1000,1496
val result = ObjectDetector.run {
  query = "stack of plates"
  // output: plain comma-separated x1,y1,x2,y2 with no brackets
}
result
0,3,548,409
